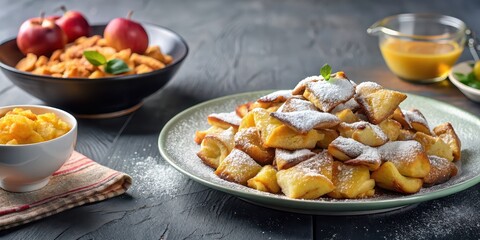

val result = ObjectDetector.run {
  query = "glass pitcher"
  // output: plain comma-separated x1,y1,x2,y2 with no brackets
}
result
368,13,467,83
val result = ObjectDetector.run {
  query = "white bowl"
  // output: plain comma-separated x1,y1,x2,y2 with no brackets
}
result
449,61,480,102
0,105,77,192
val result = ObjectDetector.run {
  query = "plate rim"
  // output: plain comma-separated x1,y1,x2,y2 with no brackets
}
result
158,90,480,212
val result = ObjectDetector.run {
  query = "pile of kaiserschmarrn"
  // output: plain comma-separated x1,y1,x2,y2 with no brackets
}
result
194,70,461,200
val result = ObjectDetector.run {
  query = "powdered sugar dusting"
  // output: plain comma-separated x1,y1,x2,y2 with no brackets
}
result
428,155,451,169
277,98,317,112
291,152,332,177
355,147,382,164
214,126,235,150
341,121,388,142
234,127,257,149
403,109,430,130
160,91,480,208
335,163,355,192
258,90,292,103
275,149,315,164
306,78,355,112
378,141,423,164
270,110,340,133
329,137,365,157
208,111,241,126
355,81,382,96
292,75,323,94
330,137,381,169
223,149,259,170
331,98,361,113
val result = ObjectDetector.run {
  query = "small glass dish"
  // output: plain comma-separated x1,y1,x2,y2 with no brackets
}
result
368,13,467,83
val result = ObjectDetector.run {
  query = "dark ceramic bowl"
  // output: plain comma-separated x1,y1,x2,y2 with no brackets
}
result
0,23,188,117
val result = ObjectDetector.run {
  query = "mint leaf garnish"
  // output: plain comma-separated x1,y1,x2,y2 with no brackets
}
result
104,59,131,74
83,51,131,75
320,64,332,81
454,71,480,90
83,51,106,66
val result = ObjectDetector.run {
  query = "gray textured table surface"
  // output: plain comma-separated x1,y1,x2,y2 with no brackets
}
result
0,0,479,239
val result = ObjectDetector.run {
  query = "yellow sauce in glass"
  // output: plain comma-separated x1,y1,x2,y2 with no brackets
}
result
380,38,463,81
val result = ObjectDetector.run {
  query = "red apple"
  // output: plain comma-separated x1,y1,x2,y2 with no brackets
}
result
16,15,67,56
54,6,90,42
104,11,149,54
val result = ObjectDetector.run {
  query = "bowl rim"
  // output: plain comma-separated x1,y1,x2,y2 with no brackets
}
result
367,13,467,41
0,104,77,147
0,22,189,83
448,60,480,95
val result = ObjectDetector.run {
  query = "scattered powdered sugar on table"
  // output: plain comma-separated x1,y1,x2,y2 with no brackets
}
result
384,201,479,240
128,156,188,198
161,91,480,206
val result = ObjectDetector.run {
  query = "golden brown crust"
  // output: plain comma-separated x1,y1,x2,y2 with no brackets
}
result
391,107,411,129
378,119,402,141
414,132,454,161
194,126,224,144
335,109,360,124
337,121,388,147
197,127,235,169
273,148,316,170
378,141,431,178
235,102,253,118
247,165,280,193
277,97,317,113
327,161,375,199
316,129,339,149
234,127,275,165
276,151,335,199
371,162,423,194
423,155,458,187
328,137,381,171
215,149,262,185
433,122,462,161
207,112,242,130
354,82,407,124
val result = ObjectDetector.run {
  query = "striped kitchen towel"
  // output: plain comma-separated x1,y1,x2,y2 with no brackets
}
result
0,151,132,230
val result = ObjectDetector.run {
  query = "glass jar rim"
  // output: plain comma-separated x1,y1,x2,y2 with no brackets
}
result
368,13,467,41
